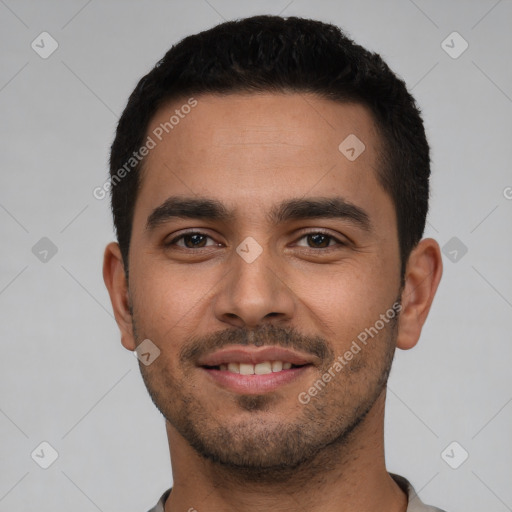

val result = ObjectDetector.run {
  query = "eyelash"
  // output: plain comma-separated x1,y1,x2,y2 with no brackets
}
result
165,230,347,251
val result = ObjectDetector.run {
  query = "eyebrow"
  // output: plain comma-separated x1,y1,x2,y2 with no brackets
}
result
146,195,372,232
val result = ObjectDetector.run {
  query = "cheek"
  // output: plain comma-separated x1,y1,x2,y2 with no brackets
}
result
131,259,214,332
291,260,397,350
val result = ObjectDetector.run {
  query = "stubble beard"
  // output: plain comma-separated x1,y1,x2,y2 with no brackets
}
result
134,309,398,484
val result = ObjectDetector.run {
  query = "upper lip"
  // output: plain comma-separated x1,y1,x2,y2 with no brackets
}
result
197,346,316,367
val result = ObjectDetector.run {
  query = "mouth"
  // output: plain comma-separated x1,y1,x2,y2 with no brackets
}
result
197,346,316,394
203,360,307,374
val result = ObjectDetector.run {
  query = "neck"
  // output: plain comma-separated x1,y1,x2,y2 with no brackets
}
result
164,389,407,512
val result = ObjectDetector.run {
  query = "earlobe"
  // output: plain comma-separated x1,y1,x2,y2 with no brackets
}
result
102,242,136,351
396,238,443,350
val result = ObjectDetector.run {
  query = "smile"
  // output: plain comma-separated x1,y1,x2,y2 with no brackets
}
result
204,361,299,374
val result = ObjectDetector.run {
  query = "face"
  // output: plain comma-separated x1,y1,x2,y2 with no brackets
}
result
124,93,403,472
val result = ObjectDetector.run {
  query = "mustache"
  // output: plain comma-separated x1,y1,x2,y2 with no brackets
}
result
179,323,334,365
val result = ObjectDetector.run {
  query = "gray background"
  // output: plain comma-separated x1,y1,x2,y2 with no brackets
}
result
1,0,511,511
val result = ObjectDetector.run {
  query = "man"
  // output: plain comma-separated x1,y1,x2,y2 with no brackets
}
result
103,15,445,512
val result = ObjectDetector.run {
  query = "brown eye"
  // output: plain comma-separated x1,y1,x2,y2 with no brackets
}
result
166,232,218,249
295,231,344,249
182,234,208,248
306,233,331,248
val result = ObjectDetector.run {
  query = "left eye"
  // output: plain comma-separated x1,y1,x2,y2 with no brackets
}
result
295,232,342,249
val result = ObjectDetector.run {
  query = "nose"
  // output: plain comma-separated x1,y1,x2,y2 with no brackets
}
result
212,241,297,329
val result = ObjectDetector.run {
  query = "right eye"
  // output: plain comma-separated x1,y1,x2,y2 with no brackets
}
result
165,231,221,250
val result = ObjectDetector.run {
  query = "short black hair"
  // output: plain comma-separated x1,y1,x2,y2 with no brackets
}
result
109,15,430,278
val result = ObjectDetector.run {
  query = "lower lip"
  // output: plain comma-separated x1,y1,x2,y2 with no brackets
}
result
200,366,312,394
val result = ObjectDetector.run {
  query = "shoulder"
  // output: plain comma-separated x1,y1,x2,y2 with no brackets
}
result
146,487,172,512
390,473,448,512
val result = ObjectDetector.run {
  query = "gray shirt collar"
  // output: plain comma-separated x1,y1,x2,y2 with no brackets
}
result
147,473,447,512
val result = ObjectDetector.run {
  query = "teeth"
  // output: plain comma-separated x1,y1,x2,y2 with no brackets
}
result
254,362,272,375
217,361,298,374
239,363,254,375
271,361,283,372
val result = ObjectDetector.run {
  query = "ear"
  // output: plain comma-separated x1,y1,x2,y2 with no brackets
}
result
396,238,443,350
102,242,136,351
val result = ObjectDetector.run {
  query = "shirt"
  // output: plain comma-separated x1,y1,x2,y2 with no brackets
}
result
146,473,447,511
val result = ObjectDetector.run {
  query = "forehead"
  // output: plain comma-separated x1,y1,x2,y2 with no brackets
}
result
134,92,392,229
146,92,380,162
